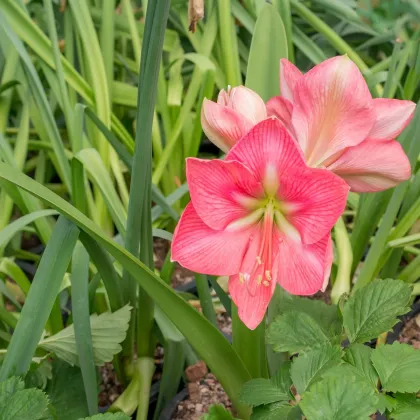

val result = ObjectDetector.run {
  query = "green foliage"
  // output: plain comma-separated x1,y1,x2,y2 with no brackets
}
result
290,345,342,395
390,394,420,420
343,279,412,343
239,378,290,407
0,376,51,420
80,414,131,420
39,305,132,367
202,405,240,420
299,376,379,420
371,342,420,393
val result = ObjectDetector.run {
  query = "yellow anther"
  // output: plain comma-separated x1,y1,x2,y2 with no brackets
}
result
257,275,263,284
256,256,262,265
265,270,272,281
263,280,270,287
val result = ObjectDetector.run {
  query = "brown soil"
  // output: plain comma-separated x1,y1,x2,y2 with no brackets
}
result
98,363,123,408
172,370,233,420
398,314,420,349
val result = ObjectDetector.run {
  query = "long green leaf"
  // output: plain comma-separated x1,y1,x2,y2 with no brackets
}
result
0,163,251,418
0,216,79,380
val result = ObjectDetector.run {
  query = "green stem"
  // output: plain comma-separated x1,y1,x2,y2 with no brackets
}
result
135,358,155,420
331,217,353,303
195,274,218,326
232,304,268,379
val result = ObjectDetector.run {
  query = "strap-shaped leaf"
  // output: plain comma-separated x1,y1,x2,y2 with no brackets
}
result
343,279,411,343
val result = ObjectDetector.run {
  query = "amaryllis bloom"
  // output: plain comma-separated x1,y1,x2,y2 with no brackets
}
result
201,85,267,152
171,119,349,329
267,55,415,192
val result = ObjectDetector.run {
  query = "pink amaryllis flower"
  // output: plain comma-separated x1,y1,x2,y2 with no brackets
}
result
171,119,349,329
201,85,267,152
267,55,415,192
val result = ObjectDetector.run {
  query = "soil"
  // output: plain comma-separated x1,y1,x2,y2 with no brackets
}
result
98,363,123,408
398,313,420,349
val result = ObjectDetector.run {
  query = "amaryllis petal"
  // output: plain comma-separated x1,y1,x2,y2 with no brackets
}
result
201,99,254,152
280,59,303,101
279,168,349,244
275,234,332,295
226,118,306,183
218,86,267,124
369,98,416,141
171,203,250,275
266,96,294,131
292,55,374,167
186,158,263,231
327,139,411,193
229,230,277,330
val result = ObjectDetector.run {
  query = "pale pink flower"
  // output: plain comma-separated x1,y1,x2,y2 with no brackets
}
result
171,119,348,329
201,86,267,152
267,56,415,192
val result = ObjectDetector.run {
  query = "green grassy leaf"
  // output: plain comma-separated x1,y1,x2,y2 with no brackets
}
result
0,163,251,417
343,279,412,343
81,414,130,420
39,305,131,366
300,376,378,420
291,345,342,395
0,216,79,380
266,311,332,353
246,4,287,101
371,342,420,393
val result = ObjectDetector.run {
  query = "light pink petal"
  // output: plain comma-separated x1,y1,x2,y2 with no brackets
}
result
226,118,306,183
171,203,250,275
327,139,411,193
266,96,294,132
229,229,277,330
201,99,254,152
292,55,375,167
279,169,349,244
186,158,263,231
280,59,303,101
369,98,416,141
275,235,331,295
218,86,267,124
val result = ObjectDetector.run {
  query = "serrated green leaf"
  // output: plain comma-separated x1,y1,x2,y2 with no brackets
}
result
266,311,331,353
39,305,131,366
390,394,420,420
271,361,292,398
300,376,378,420
343,279,411,343
202,404,240,420
377,394,398,415
24,359,52,390
251,402,301,420
0,377,24,406
240,378,290,407
46,360,89,420
343,344,379,388
271,291,341,337
0,388,50,420
291,345,342,395
371,342,420,393
79,414,131,420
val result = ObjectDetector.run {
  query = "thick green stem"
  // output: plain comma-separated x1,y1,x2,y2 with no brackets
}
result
331,217,353,304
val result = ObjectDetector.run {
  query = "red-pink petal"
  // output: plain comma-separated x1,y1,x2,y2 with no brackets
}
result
218,86,267,124
292,56,375,167
201,99,254,152
368,98,416,141
275,235,332,295
171,203,250,275
327,139,411,192
266,96,294,132
226,118,306,183
186,158,263,231
280,59,303,101
229,230,277,330
279,169,349,244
